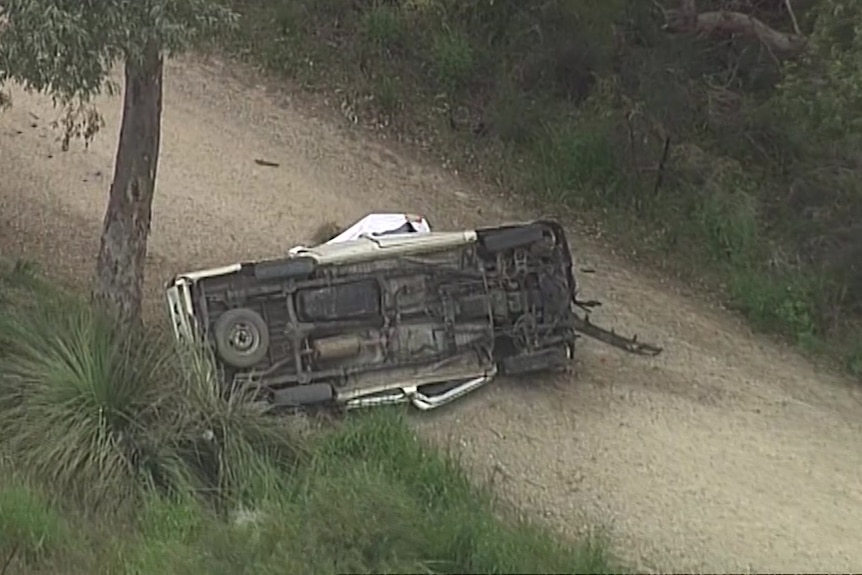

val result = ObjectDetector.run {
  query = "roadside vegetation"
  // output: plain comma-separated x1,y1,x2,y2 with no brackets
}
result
222,0,862,377
0,260,613,574
0,3,614,571
0,0,856,571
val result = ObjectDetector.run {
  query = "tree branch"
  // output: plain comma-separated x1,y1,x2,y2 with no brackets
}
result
663,0,806,57
783,0,801,36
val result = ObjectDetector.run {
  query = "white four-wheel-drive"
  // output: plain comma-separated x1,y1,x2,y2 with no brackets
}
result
165,215,661,411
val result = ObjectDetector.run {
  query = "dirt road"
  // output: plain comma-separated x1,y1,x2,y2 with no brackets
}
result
2,57,861,573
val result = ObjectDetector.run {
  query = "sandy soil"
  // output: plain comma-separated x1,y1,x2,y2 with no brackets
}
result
2,57,862,573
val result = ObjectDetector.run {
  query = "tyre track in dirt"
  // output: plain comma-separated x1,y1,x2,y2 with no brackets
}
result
2,57,862,573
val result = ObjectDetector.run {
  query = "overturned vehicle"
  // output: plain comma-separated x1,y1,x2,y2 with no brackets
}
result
165,218,661,411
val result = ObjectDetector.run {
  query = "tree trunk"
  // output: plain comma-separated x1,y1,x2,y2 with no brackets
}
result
94,43,163,330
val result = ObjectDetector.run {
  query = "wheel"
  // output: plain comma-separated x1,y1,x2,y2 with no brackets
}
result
211,308,270,369
478,224,546,253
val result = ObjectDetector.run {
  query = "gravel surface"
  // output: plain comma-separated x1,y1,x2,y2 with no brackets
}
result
2,56,861,573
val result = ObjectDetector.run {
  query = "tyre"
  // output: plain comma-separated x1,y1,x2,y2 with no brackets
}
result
212,307,270,369
478,224,546,253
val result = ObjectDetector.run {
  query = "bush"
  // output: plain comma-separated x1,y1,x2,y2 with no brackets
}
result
695,180,760,267
727,269,817,345
0,285,305,514
525,119,619,206
360,3,406,55
0,293,172,511
430,26,475,94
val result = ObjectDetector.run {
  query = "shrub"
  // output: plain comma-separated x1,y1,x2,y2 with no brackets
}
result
164,341,308,505
696,183,759,266
0,293,177,511
727,269,817,344
525,120,619,205
430,26,475,93
360,3,406,55
0,289,305,514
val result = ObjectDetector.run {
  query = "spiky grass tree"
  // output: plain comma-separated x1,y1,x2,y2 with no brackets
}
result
159,341,310,508
0,280,305,514
0,292,177,511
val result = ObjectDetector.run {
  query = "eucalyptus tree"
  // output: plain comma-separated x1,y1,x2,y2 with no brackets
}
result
0,0,236,327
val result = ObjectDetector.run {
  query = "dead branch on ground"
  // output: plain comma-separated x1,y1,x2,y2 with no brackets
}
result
656,0,806,57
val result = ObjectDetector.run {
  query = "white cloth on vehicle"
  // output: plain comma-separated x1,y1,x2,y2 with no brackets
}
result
289,213,431,256
324,213,431,245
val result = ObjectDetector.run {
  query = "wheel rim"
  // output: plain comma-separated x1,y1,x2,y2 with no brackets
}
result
228,321,260,355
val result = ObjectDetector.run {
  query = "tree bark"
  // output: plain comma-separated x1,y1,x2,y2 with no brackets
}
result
94,43,163,330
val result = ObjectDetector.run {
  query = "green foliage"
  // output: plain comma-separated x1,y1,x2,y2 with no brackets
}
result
0,0,237,150
0,477,70,564
697,187,759,265
103,410,614,575
373,73,403,114
728,270,817,344
165,341,308,504
485,84,549,145
112,494,212,575
0,293,171,510
309,410,613,574
430,26,475,93
360,3,406,55
222,0,305,76
525,120,619,205
0,286,304,514
0,0,236,102
688,159,761,266
776,0,862,141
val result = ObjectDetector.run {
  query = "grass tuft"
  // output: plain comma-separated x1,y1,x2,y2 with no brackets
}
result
0,293,175,511
429,26,475,94
360,2,406,55
0,477,70,565
525,120,620,206
0,285,305,515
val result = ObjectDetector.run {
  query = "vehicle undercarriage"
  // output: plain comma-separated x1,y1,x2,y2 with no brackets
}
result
166,220,661,411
